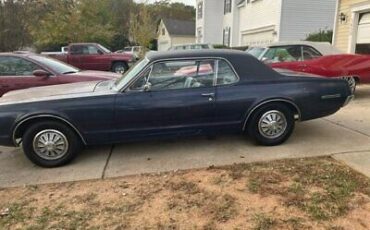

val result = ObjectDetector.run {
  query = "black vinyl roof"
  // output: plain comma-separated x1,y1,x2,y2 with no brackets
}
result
161,18,195,36
146,50,280,81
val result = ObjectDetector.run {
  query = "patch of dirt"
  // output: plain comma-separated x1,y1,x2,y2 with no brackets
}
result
0,157,369,229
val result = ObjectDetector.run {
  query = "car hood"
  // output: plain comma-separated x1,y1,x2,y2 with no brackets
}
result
69,70,121,79
0,81,112,105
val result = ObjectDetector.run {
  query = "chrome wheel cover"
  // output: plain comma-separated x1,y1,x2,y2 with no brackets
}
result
343,76,356,94
32,129,69,160
258,110,287,139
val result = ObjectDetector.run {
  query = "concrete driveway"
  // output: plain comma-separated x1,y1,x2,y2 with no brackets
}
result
1,86,370,188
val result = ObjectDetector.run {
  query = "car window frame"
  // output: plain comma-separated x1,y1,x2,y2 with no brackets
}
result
0,55,50,77
128,59,217,93
122,57,240,93
301,45,322,60
264,45,303,62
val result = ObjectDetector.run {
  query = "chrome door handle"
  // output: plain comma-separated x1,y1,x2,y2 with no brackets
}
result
201,93,215,97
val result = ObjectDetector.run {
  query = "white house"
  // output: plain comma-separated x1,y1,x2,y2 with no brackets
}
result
157,19,196,51
196,0,337,47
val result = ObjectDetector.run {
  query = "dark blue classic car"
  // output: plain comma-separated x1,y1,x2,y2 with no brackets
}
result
0,50,353,167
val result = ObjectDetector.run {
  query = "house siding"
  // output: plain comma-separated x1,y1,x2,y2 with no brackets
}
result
157,21,172,51
171,36,196,46
196,0,224,45
333,0,370,53
279,0,336,41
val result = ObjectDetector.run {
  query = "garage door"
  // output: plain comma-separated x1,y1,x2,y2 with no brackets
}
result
241,30,274,46
356,12,370,54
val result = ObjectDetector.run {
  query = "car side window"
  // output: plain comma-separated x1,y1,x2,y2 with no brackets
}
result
85,45,101,55
302,46,322,60
131,60,216,92
216,60,238,85
70,45,83,55
129,68,151,91
0,56,39,76
263,46,301,63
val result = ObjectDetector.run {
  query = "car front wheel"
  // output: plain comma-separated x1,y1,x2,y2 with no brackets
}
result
247,103,295,146
22,121,83,167
112,62,128,74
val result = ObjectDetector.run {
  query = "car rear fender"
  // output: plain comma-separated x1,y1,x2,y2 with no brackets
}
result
242,98,301,131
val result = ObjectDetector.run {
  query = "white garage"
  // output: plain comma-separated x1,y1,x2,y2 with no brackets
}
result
240,25,277,47
356,12,370,54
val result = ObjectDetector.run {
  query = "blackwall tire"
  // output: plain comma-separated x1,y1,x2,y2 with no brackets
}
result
22,121,83,167
247,103,295,146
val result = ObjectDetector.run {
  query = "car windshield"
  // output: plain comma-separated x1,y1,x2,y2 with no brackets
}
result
246,47,266,58
113,58,150,90
30,55,80,74
97,44,111,53
123,47,132,52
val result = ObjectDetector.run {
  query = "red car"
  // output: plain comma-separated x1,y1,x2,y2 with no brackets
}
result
0,52,120,96
45,43,134,73
270,54,370,93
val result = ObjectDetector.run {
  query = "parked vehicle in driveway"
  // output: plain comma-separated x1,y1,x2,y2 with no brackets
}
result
0,50,353,167
41,46,69,56
246,41,341,62
45,43,134,73
270,54,370,93
0,52,120,96
115,46,146,60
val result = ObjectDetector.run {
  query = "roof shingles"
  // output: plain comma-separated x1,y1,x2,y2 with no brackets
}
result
162,18,195,36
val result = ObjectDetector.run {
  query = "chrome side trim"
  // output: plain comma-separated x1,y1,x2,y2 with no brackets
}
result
12,115,87,146
242,99,301,131
321,94,341,99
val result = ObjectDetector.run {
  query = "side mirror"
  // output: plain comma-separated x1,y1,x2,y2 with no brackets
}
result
143,82,152,92
33,69,50,78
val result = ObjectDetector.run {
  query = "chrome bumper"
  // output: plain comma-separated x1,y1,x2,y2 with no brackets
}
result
343,95,354,107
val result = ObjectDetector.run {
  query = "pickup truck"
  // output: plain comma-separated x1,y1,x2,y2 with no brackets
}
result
44,43,134,73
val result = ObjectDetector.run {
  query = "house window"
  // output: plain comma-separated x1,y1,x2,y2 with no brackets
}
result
223,27,231,47
197,2,203,19
162,28,165,35
224,0,232,14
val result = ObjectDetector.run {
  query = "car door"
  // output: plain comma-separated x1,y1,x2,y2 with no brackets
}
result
112,59,217,141
214,59,252,131
68,45,84,69
0,56,60,96
74,45,110,71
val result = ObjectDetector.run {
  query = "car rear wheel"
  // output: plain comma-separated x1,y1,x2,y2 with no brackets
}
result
247,103,295,146
112,62,128,74
342,76,356,94
22,121,83,167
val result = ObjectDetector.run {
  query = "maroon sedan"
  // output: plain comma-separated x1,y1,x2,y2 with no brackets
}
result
0,52,120,96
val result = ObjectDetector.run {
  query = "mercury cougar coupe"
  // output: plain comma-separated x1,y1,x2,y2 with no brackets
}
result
0,50,353,167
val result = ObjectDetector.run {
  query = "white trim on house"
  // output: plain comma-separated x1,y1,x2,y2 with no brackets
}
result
332,0,340,46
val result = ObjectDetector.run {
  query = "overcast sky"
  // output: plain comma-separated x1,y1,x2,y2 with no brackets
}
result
134,0,195,7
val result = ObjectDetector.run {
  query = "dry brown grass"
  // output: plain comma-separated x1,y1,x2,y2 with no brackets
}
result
0,157,369,229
